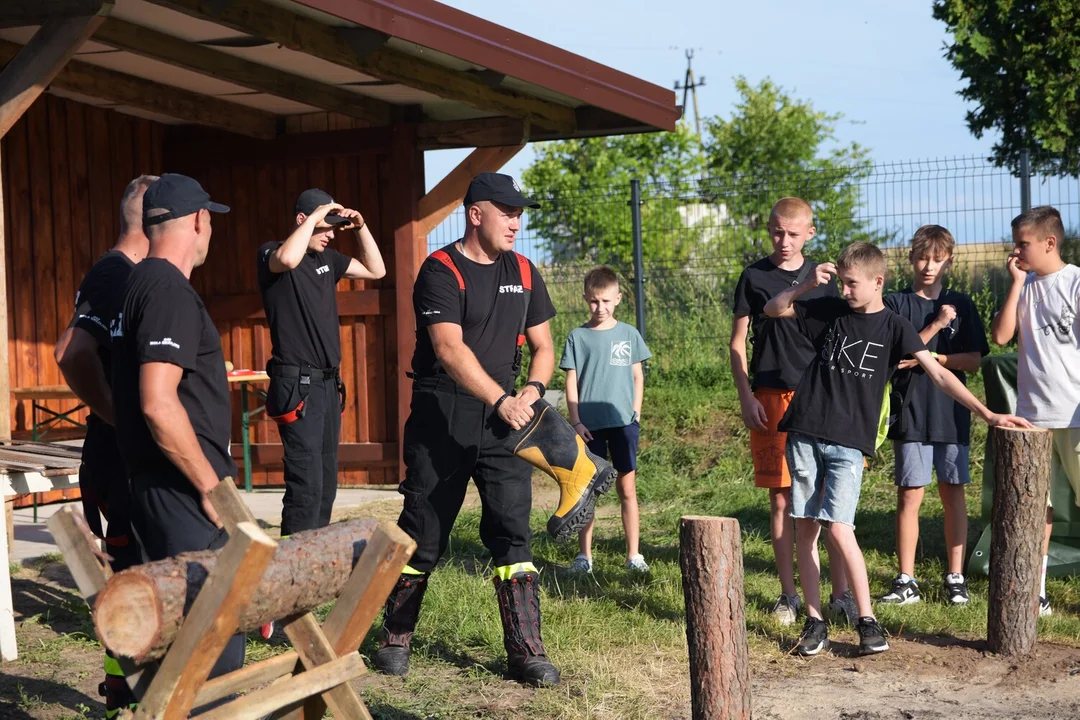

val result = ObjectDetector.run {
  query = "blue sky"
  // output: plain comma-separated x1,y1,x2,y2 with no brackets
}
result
424,0,997,192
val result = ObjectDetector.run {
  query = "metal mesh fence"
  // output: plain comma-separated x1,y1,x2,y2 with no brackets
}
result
428,153,1080,366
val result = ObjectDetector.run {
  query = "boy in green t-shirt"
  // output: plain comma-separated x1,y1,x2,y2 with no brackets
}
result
561,266,652,573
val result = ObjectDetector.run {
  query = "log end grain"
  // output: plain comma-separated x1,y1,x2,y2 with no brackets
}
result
94,572,163,662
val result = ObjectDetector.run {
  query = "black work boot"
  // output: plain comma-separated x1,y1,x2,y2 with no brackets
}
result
494,571,561,687
373,573,429,676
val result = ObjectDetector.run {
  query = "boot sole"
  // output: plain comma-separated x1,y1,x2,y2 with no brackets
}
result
546,465,616,541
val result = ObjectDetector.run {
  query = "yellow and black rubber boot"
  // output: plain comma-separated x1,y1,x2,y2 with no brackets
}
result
505,399,616,541
493,566,560,687
373,569,429,676
101,649,138,719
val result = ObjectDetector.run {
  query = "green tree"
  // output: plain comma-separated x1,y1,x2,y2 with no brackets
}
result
933,0,1080,175
703,76,880,262
521,123,705,266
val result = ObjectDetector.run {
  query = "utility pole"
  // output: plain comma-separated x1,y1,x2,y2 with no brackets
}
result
674,49,705,139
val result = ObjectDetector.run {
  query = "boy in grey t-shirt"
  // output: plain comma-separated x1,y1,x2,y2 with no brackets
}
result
561,266,652,573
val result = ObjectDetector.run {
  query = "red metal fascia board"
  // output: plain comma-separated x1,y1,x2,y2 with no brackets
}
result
288,0,679,131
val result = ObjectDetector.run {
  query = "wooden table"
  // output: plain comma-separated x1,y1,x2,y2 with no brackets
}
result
227,370,271,493
10,385,86,441
0,441,83,662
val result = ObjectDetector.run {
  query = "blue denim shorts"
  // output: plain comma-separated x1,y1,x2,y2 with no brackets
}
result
893,441,971,488
786,433,865,527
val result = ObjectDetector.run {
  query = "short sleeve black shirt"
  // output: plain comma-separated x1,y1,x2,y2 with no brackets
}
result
884,287,990,444
257,242,351,369
69,250,134,435
112,259,237,482
411,243,556,387
778,297,927,456
733,258,841,390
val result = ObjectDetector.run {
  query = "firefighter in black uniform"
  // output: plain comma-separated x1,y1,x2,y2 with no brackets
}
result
374,172,616,687
111,173,244,691
55,173,157,719
257,188,386,536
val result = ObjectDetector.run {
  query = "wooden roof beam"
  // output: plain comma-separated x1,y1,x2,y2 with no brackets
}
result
0,38,280,139
417,144,525,238
416,116,528,151
93,18,393,126
0,0,111,30
143,0,577,133
0,6,112,138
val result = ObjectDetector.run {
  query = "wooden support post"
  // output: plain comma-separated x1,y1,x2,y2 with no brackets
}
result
135,521,276,719
416,144,526,238
391,125,424,482
987,426,1052,656
0,9,112,138
0,145,12,661
679,516,751,720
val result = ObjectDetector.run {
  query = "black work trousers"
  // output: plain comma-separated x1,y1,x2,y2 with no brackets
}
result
129,471,245,680
396,376,533,573
79,422,142,573
267,367,341,537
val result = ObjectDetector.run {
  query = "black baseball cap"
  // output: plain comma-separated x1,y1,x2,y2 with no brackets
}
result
142,173,229,227
295,188,352,226
463,172,539,208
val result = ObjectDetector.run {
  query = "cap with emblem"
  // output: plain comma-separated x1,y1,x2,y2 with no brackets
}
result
463,172,540,209
295,188,352,225
143,173,230,227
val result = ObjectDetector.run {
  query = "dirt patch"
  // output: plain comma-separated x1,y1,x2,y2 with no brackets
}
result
751,631,1080,720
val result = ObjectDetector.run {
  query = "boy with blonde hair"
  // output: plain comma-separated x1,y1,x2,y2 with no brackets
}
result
881,225,990,606
991,205,1080,616
730,197,854,625
767,242,1029,656
563,266,652,573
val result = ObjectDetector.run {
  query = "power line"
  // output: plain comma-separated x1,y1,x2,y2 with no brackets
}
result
674,49,706,139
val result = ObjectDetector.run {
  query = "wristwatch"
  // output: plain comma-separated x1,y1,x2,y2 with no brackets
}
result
526,380,546,398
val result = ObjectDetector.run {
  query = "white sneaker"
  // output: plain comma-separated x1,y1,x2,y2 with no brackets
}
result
626,554,650,573
772,593,802,626
568,553,593,574
1040,596,1052,617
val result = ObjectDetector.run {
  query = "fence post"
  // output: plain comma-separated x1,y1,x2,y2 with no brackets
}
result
630,178,646,342
1020,148,1031,213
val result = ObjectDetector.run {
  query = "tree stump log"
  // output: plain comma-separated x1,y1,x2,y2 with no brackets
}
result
93,518,378,663
679,516,751,720
987,426,1052,656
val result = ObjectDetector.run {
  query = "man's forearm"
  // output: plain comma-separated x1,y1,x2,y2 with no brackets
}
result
354,224,386,278
274,218,319,269
526,344,555,387
61,362,115,424
436,341,506,406
144,396,221,493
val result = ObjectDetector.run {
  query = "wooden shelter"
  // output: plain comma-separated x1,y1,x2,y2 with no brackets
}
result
0,0,678,489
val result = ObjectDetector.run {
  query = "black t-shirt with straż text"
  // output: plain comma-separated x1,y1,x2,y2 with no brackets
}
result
257,242,352,369
112,258,237,483
411,243,556,388
778,297,927,456
733,258,841,390
884,287,990,445
69,250,134,442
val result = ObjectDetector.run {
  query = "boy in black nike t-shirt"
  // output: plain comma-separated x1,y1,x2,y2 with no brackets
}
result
765,242,1030,657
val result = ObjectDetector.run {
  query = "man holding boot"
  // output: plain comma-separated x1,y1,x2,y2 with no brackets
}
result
376,172,615,686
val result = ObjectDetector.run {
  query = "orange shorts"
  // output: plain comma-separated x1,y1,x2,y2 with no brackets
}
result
749,388,795,489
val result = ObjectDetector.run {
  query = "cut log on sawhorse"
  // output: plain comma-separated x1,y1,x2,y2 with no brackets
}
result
47,479,416,719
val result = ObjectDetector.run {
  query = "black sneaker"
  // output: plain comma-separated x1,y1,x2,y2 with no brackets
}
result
879,574,921,605
943,573,970,605
855,616,890,655
795,617,829,656
1040,596,1053,617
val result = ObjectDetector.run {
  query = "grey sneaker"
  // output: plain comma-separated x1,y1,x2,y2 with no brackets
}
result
626,554,650,573
568,553,592,574
827,589,858,626
772,593,802,626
